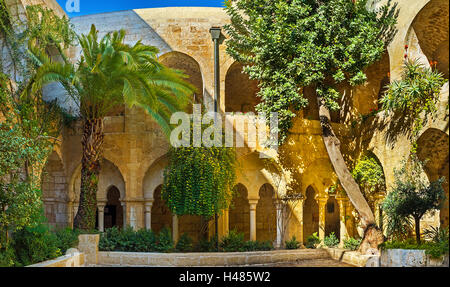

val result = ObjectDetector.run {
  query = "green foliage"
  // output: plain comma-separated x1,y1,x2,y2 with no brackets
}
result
423,227,449,244
285,236,301,250
351,154,386,208
305,232,321,249
343,237,361,251
224,0,398,142
324,232,339,248
194,236,218,253
175,233,193,252
380,59,446,145
156,227,174,253
12,224,62,266
382,155,446,243
162,112,237,218
219,230,245,252
242,240,274,252
54,228,80,254
0,247,16,267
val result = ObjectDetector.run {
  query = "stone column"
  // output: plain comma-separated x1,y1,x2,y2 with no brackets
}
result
172,215,179,242
345,201,354,238
374,193,385,230
317,196,328,243
275,200,283,248
144,201,153,230
121,202,127,229
67,201,73,227
249,199,259,241
298,199,305,246
337,198,348,247
97,203,106,232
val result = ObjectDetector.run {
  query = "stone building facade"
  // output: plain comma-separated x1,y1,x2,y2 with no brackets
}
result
3,0,449,246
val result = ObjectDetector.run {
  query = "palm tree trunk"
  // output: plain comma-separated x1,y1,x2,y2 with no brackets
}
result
73,118,104,231
317,96,384,254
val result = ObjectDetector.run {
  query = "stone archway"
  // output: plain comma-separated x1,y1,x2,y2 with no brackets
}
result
229,183,250,240
225,62,260,113
411,0,449,79
104,186,123,229
41,151,69,228
303,186,319,241
159,51,203,111
417,128,449,228
325,197,340,239
151,185,172,233
256,184,276,242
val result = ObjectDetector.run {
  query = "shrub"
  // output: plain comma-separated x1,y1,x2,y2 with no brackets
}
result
134,229,158,252
0,247,16,267
242,240,274,252
220,230,245,252
99,226,121,251
12,224,61,266
176,233,193,252
156,227,174,252
343,237,361,251
54,228,79,254
194,236,218,252
285,236,301,250
324,232,339,248
305,232,321,249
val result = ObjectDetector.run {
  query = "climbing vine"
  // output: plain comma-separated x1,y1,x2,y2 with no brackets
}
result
162,110,237,219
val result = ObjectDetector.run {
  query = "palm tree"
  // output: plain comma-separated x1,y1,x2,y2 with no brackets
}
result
30,25,195,230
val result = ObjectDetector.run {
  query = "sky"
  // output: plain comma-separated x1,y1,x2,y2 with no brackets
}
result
56,0,225,18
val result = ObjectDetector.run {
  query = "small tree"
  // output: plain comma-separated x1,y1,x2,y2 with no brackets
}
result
382,155,446,244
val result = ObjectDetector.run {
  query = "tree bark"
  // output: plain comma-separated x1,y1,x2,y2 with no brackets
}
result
317,95,384,254
73,118,104,231
415,217,421,245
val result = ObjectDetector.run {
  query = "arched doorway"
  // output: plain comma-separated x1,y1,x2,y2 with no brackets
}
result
256,184,276,242
104,186,123,229
411,0,449,79
303,186,319,241
325,197,340,239
159,51,203,111
225,62,260,113
417,128,449,228
151,185,173,233
229,183,250,240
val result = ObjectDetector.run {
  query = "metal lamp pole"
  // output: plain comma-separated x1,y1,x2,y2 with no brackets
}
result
210,26,223,251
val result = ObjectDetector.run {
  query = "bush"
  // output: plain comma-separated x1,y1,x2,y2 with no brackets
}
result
176,233,193,252
305,232,321,249
12,224,62,266
220,230,245,252
343,237,361,251
99,227,159,252
194,236,218,252
156,227,174,252
285,236,301,250
242,240,274,252
54,228,79,254
0,247,16,267
324,232,339,248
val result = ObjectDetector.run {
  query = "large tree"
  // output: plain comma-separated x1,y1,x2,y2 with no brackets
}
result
31,25,195,231
224,0,398,253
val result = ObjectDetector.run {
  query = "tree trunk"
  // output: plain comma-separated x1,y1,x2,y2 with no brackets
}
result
73,118,104,231
415,217,421,245
317,95,384,254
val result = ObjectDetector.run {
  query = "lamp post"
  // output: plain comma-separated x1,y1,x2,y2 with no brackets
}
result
210,26,223,251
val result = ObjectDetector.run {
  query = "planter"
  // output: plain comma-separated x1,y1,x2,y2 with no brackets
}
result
381,249,449,267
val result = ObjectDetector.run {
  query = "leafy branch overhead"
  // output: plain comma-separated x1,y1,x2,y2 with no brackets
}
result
224,0,398,142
